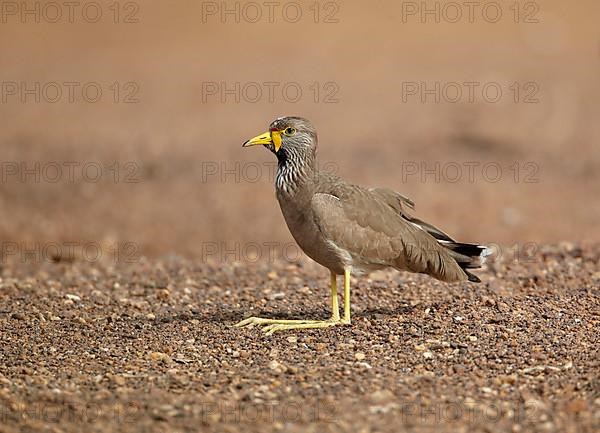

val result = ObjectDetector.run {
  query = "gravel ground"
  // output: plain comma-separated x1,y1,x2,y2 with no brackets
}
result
0,243,598,433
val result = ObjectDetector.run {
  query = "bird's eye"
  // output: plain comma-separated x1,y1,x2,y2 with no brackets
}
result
283,127,296,136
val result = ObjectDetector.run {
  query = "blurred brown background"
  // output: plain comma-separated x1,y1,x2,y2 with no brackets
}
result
1,0,599,261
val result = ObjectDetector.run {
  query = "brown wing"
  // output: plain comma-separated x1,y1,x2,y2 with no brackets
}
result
311,186,469,282
368,187,415,213
368,187,456,242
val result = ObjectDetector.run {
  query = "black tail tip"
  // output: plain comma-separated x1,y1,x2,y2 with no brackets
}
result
465,270,481,283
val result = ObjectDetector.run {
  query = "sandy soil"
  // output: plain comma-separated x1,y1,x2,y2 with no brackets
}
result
0,243,598,432
1,1,599,432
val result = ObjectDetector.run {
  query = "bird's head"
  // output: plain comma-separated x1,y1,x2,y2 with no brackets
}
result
242,116,317,156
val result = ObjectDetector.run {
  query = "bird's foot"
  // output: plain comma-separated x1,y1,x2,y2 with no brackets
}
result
262,319,350,335
234,316,350,335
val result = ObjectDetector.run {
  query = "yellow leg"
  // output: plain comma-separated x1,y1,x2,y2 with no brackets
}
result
330,271,340,321
343,268,351,323
234,269,350,335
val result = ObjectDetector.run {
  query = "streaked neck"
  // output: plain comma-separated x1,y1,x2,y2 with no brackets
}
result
275,146,316,195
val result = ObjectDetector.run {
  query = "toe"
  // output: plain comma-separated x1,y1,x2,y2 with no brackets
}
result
262,324,280,335
234,316,260,327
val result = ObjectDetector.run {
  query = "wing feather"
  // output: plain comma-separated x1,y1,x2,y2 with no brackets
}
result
311,186,468,281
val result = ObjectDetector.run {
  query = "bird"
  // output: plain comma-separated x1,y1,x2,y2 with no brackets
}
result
236,116,489,335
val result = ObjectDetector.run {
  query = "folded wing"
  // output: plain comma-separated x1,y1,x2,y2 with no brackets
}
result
311,186,473,282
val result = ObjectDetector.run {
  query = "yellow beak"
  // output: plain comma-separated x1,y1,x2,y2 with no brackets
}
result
242,130,282,152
